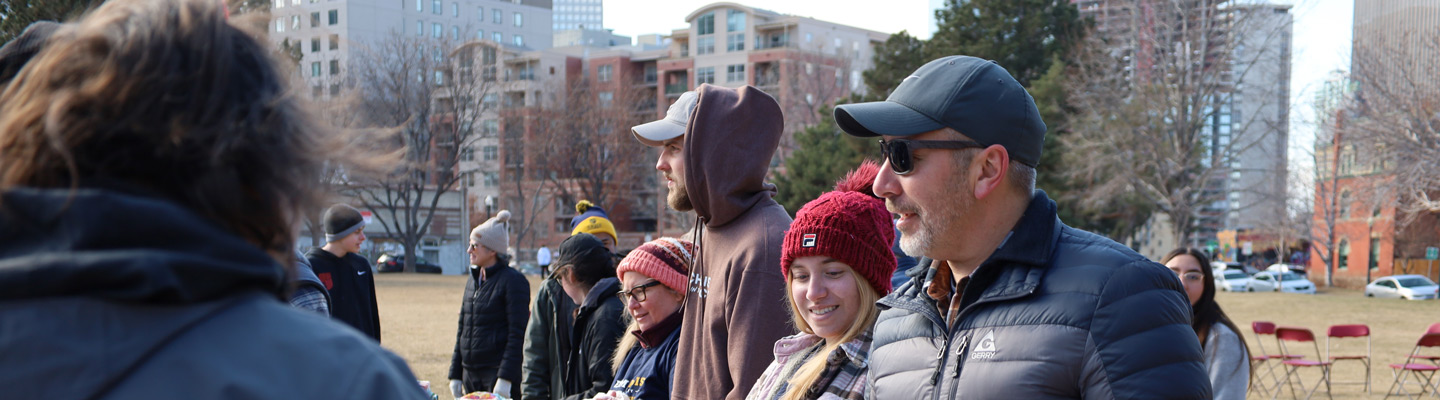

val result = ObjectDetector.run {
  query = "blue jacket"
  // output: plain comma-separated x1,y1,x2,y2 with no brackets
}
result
866,191,1211,399
608,313,682,400
0,187,426,400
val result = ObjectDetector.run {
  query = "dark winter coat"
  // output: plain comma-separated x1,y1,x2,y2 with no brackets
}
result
449,256,531,385
608,312,683,400
866,191,1211,399
562,277,627,400
306,247,381,341
522,278,576,400
0,187,426,400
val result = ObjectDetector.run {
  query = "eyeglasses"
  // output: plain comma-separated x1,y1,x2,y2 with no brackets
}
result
1178,272,1204,283
878,139,987,175
617,280,665,304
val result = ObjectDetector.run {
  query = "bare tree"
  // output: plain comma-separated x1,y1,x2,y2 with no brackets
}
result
534,76,652,213
343,31,496,272
1063,0,1292,247
1347,31,1440,215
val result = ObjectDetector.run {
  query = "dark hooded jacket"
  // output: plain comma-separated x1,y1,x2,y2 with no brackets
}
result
560,277,627,400
306,246,381,341
449,255,531,386
671,84,794,400
521,278,576,400
0,187,426,400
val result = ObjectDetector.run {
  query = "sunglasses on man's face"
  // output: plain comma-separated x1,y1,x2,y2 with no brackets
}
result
878,139,987,175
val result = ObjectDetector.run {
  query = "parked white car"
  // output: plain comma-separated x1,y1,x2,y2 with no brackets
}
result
1215,269,1251,292
1266,263,1308,276
1247,271,1316,294
1365,275,1440,300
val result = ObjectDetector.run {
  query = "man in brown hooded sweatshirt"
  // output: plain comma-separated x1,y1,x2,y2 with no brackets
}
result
631,85,793,400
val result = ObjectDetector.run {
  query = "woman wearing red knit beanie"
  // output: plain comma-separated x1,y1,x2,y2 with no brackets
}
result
747,161,896,400
591,237,695,400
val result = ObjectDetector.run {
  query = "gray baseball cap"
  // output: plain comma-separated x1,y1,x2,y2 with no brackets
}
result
632,90,699,146
834,56,1047,167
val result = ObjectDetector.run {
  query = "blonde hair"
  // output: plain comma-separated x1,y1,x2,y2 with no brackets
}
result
780,267,880,400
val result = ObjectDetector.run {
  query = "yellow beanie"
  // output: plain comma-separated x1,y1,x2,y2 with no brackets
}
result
572,215,617,243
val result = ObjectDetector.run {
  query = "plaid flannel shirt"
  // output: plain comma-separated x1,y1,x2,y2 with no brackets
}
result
745,331,872,400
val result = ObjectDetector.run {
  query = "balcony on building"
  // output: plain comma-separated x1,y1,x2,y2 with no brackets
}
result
754,61,780,91
664,71,689,97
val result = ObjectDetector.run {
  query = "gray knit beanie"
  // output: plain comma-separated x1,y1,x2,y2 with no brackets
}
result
470,210,511,254
323,204,366,243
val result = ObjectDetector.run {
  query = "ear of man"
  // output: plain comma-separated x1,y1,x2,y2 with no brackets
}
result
971,145,1012,201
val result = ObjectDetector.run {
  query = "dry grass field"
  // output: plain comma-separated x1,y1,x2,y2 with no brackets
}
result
375,273,1440,399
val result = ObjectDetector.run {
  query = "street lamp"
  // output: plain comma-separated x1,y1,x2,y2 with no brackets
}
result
484,195,495,220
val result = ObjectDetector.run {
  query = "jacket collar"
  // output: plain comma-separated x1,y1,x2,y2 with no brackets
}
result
633,310,683,348
579,277,620,309
771,331,873,369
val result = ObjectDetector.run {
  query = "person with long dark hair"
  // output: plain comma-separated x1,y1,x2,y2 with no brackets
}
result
1163,248,1252,399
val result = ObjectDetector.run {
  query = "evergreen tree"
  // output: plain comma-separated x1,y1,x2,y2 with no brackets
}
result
862,31,927,100
927,0,1084,87
775,107,871,215
0,0,105,43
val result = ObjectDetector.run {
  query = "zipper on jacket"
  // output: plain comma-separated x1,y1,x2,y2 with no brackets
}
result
929,338,949,385
951,334,970,378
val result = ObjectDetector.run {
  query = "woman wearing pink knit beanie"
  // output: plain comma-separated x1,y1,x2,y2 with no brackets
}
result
591,237,695,400
747,161,896,400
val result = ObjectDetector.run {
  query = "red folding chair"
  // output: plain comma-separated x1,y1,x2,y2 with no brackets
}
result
1253,321,1306,397
1275,327,1332,400
1326,324,1371,393
1384,332,1440,399
1412,323,1440,366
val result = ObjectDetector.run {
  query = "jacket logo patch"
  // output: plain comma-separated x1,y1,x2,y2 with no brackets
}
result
802,234,817,248
971,330,997,360
318,272,333,290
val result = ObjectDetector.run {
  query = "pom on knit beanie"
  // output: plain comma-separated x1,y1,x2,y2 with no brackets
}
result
781,161,897,295
616,237,695,294
570,200,617,243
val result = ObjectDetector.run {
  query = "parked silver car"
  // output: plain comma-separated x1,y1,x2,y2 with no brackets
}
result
1247,271,1316,294
1364,275,1439,300
1215,269,1250,292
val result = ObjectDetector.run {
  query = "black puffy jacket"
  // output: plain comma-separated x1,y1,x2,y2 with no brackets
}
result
449,256,531,384
561,277,627,400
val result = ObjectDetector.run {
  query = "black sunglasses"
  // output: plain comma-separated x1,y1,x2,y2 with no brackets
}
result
617,280,665,304
878,139,987,175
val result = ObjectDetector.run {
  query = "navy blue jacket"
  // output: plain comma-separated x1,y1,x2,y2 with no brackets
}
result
608,314,682,400
0,187,426,400
867,191,1211,399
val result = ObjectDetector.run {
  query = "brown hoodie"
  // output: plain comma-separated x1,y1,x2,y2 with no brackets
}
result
672,84,794,400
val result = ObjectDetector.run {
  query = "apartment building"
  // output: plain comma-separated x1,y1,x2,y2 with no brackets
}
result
552,0,603,31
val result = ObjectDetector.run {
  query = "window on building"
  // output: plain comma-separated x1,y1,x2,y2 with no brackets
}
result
697,67,714,85
462,147,475,161
493,32,503,42
312,85,322,97
1369,237,1381,270
697,36,715,55
310,12,320,27
329,34,339,50
415,0,422,11
680,42,689,57
329,60,339,75
851,70,861,90
433,23,442,38
275,0,284,8
477,30,484,40
483,172,498,187
805,32,813,42
291,15,300,30
727,33,744,51
835,69,843,87
328,10,338,25
329,83,339,96
276,18,284,32
514,12,523,27
432,0,441,14
598,91,613,107
805,62,813,75
513,35,523,47
434,70,445,85
311,62,320,77
452,2,459,17
477,7,483,21
483,119,498,134
311,37,320,52
452,26,459,39
727,10,745,31
598,65,613,82
493,8,502,24
1338,239,1350,270
483,145,498,160
726,64,745,82
416,20,423,36
696,12,714,35
1339,190,1352,219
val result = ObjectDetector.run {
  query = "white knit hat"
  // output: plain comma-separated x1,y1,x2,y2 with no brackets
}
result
470,210,511,254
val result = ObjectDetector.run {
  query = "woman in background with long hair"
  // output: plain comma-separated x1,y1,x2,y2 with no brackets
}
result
1162,248,1252,399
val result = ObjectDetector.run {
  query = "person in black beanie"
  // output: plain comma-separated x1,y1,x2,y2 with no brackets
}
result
551,233,627,400
306,203,382,342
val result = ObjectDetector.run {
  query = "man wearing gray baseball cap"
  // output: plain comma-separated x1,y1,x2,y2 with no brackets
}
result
837,56,1210,399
